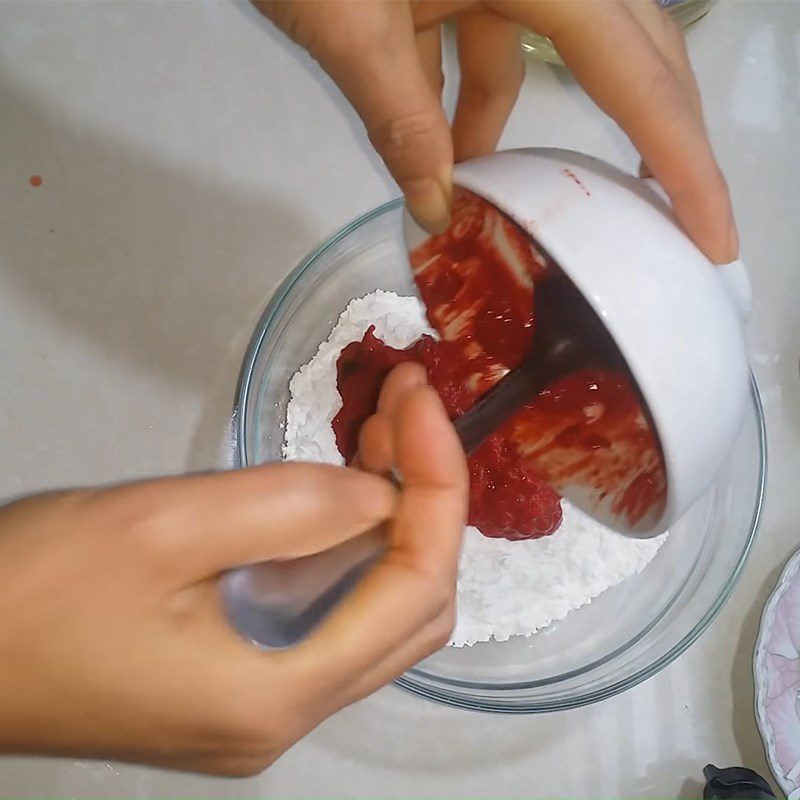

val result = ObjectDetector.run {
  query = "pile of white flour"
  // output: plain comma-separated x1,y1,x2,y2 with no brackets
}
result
283,290,666,647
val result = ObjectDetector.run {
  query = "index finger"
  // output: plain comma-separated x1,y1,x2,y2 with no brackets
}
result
491,0,737,264
292,384,468,692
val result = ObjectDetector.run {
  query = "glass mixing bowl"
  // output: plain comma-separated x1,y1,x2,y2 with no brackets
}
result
521,0,714,65
234,199,766,713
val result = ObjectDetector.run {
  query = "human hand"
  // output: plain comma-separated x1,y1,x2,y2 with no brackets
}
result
257,0,737,264
0,368,467,775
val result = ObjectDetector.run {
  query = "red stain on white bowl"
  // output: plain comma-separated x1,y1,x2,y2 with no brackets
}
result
29,174,43,187
562,168,590,197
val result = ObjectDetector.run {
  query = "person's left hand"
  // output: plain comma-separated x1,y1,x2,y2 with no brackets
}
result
0,365,467,775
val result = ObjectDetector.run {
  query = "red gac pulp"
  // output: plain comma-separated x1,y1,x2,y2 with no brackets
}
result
333,328,563,539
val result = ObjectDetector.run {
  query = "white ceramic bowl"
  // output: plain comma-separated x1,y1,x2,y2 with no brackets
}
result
404,149,752,536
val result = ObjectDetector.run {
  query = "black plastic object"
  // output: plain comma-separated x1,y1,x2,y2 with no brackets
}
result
703,764,775,800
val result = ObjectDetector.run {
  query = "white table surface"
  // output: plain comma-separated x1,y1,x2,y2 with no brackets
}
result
1,1,799,796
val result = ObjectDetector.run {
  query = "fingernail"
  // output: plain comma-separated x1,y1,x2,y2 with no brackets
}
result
404,174,451,235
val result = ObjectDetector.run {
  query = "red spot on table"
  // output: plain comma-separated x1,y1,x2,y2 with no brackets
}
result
562,168,590,197
29,174,43,188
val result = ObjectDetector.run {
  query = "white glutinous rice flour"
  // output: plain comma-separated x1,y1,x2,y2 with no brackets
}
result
283,290,667,647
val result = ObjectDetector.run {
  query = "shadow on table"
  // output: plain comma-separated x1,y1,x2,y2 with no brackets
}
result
0,72,312,473
309,685,573,776
233,1,390,176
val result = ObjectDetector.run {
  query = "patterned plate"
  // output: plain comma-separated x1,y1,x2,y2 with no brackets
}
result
755,549,800,799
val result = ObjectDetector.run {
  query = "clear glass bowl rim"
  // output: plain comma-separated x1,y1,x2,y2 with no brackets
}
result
233,197,767,713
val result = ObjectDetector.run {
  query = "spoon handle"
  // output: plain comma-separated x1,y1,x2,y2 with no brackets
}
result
223,529,384,649
454,363,547,454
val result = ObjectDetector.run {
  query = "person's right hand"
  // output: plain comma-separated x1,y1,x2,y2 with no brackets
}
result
257,0,737,265
0,365,467,775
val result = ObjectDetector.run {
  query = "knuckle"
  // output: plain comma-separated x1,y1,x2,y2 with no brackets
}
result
370,110,443,165
222,704,277,747
80,483,186,563
351,477,394,522
213,679,299,757
422,580,456,625
203,716,280,770
289,5,385,65
427,605,456,652
277,6,340,54
124,500,182,558
430,627,451,652
398,558,457,623
320,24,372,63
221,757,275,779
646,60,681,106
325,468,394,524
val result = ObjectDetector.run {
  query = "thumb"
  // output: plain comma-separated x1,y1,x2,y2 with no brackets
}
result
260,1,453,233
